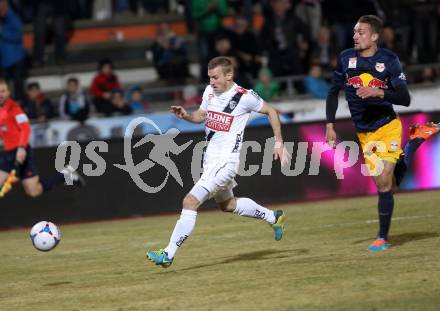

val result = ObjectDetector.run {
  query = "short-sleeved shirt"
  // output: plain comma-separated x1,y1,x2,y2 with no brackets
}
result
200,83,264,163
330,48,407,132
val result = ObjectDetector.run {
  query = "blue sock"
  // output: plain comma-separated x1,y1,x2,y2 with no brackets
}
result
394,137,425,186
394,155,407,187
377,191,394,241
403,137,425,167
41,172,65,192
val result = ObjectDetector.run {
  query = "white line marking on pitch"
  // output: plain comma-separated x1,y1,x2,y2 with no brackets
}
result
296,214,435,231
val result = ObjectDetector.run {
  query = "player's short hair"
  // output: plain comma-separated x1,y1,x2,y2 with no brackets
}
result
98,57,113,70
0,78,8,87
67,77,79,85
208,56,234,75
358,15,383,36
26,82,40,90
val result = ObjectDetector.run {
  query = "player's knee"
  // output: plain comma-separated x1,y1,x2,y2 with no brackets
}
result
218,197,236,212
376,176,393,192
182,194,199,211
25,187,42,198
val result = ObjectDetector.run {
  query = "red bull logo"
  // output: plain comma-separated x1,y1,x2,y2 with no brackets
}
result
346,73,387,89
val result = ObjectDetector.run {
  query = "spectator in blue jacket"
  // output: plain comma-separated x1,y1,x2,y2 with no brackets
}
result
304,64,330,99
59,77,90,123
0,0,26,101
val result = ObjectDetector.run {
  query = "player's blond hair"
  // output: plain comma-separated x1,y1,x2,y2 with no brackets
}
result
208,56,234,75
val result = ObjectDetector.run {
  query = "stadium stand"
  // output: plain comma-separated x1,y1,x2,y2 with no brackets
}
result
1,1,439,121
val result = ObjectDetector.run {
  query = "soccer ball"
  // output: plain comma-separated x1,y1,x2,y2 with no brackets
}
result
30,221,61,251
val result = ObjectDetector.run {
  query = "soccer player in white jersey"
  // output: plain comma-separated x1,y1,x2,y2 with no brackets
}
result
147,56,289,268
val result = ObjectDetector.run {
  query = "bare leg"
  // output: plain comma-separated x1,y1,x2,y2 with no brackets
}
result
21,176,44,198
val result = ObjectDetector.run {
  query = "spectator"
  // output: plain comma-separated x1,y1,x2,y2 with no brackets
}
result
179,84,202,109
59,77,90,122
0,0,26,101
227,0,254,23
113,0,130,15
303,64,329,99
127,85,148,113
73,0,94,19
382,26,409,65
321,0,377,50
310,26,338,70
211,34,237,59
90,58,121,116
377,0,412,59
410,0,439,64
211,34,253,88
191,0,228,80
151,23,190,84
259,0,310,78
111,89,132,115
294,0,322,42
32,0,69,66
231,15,262,78
140,0,168,14
253,67,281,102
21,82,56,121
93,0,112,20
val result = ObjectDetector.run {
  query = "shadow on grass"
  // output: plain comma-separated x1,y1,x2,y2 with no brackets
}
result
353,231,439,246
391,232,439,246
43,281,73,287
158,248,309,274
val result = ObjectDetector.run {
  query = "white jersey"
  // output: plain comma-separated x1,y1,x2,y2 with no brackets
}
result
200,83,264,163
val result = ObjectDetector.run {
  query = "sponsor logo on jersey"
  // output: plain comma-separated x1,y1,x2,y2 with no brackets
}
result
348,57,357,68
346,73,387,89
229,100,238,110
375,62,385,72
399,73,406,81
206,110,234,132
390,140,399,151
235,87,248,94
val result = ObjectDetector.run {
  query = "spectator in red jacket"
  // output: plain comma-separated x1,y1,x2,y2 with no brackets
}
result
90,58,121,116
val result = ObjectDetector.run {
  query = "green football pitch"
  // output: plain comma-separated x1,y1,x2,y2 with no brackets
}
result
1,190,440,311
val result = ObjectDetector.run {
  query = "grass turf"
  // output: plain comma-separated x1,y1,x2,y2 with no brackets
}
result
1,190,440,310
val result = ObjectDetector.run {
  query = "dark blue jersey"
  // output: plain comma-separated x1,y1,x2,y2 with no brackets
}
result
328,48,408,132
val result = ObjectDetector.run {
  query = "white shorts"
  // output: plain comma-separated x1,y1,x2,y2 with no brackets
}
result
190,161,239,203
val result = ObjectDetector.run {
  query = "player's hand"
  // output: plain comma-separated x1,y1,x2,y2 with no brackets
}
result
274,141,291,167
16,147,27,164
170,106,188,119
325,123,337,149
356,87,384,99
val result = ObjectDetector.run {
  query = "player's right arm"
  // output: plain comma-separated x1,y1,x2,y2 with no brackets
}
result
12,104,31,164
325,54,345,148
170,106,206,124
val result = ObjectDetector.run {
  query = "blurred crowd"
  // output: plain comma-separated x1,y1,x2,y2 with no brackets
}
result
1,0,440,123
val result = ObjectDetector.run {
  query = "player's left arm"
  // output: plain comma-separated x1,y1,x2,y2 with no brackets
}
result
13,106,31,164
382,57,410,106
259,102,290,166
259,102,283,142
356,57,410,106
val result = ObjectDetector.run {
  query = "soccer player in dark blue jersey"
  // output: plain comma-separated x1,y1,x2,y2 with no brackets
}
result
325,15,439,252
